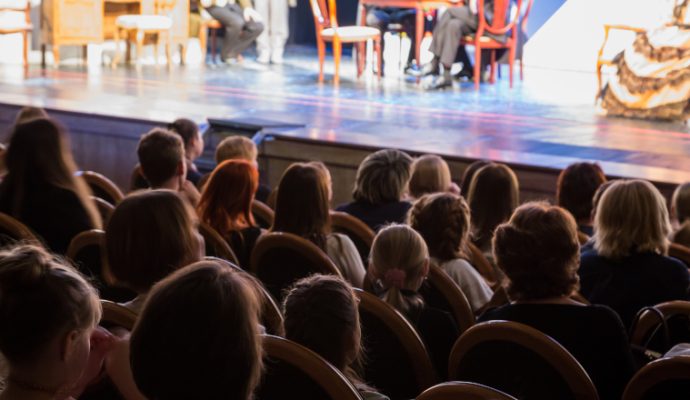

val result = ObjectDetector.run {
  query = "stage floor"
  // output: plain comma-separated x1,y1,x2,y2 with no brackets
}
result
1,45,689,185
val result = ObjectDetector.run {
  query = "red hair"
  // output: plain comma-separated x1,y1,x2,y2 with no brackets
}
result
198,160,258,235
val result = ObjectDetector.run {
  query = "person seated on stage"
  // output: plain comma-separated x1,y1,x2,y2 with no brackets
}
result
137,128,201,206
336,149,413,232
365,7,416,72
599,0,690,121
211,135,271,203
479,202,637,400
672,182,690,249
167,118,205,186
556,162,607,238
408,154,459,199
200,0,265,64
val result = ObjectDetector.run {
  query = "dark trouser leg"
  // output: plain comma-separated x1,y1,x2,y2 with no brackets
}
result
228,19,264,57
205,5,245,59
366,8,391,70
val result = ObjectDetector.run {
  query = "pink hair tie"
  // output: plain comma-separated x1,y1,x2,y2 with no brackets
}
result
384,269,407,289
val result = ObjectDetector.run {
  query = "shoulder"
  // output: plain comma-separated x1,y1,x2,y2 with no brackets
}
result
477,303,512,322
327,233,358,252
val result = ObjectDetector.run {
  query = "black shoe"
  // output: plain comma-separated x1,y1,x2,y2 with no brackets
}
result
424,75,453,90
453,68,474,81
408,62,439,77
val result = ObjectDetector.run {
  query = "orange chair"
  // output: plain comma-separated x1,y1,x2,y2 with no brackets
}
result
0,2,32,70
460,0,523,90
199,18,224,63
308,0,381,84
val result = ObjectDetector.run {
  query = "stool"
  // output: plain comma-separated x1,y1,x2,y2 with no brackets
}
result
199,18,223,63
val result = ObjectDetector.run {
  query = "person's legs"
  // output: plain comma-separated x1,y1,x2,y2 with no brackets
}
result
269,0,289,63
223,4,265,59
205,4,245,60
254,0,271,61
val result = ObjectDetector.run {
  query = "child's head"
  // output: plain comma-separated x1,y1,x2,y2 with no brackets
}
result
409,193,471,262
106,190,204,294
167,118,204,161
272,162,331,249
283,274,361,371
0,244,100,392
130,260,264,400
198,160,259,235
672,182,690,224
408,154,452,198
369,224,429,314
137,128,186,188
215,136,258,164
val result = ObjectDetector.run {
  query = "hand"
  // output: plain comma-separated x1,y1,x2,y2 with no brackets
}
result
243,7,263,22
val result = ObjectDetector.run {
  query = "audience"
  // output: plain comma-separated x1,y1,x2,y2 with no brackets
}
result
337,149,413,231
197,160,262,269
106,190,204,313
0,118,102,254
459,159,490,197
579,179,690,328
368,224,459,379
556,162,607,237
671,182,690,248
283,274,389,400
136,128,200,206
408,154,458,199
479,202,636,400
409,193,493,311
467,163,519,261
272,162,366,287
212,135,271,203
130,260,264,400
167,118,204,186
0,245,104,400
13,106,48,125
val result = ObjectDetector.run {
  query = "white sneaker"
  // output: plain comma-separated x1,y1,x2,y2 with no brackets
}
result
257,50,270,64
270,51,284,65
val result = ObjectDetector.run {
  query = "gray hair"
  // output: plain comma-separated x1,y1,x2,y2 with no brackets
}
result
352,149,412,205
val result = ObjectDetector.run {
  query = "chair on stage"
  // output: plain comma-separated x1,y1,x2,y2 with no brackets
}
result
198,13,224,64
460,0,523,90
307,0,382,84
0,1,32,70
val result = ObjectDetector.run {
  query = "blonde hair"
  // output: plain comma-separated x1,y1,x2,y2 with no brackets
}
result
408,155,452,199
369,224,428,315
672,182,690,223
594,180,671,259
215,136,258,164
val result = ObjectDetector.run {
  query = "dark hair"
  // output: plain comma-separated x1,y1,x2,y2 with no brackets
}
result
409,193,471,262
167,118,198,152
0,244,100,366
106,190,202,293
493,202,580,301
1,118,101,229
468,163,519,250
272,162,331,250
460,160,491,197
556,162,606,223
130,260,263,400
352,149,412,205
137,128,184,187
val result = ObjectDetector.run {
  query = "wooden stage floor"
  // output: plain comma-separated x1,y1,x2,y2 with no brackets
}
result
1,46,689,188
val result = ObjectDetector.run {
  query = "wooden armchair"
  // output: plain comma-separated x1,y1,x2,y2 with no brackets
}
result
257,335,363,399
630,300,690,354
0,1,32,70
466,242,498,287
420,264,475,335
252,200,275,229
330,211,374,266
198,222,241,266
250,231,342,302
0,212,41,247
77,170,125,205
449,321,599,400
670,243,690,268
622,355,690,400
417,381,517,400
100,299,138,330
91,196,115,226
596,24,645,93
308,0,381,84
355,288,437,399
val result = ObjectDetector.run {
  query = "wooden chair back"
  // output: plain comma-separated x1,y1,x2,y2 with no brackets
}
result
670,243,690,268
76,170,124,205
198,222,241,266
204,256,284,335
355,288,437,399
0,212,41,247
466,242,497,286
622,355,690,400
252,200,275,229
250,231,341,302
630,300,690,352
308,0,336,32
91,196,115,226
100,299,138,331
476,0,522,38
330,211,374,265
256,335,363,400
419,264,475,335
449,321,599,400
417,381,517,400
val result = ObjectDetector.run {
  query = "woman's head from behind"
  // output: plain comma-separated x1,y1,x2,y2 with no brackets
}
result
283,274,360,371
272,162,331,249
130,260,263,400
594,179,671,259
198,160,258,235
106,190,204,294
369,224,429,314
467,163,519,248
493,202,580,301
352,149,412,205
167,118,204,161
409,193,471,262
409,154,452,198
556,162,606,225
0,244,100,393
672,182,690,224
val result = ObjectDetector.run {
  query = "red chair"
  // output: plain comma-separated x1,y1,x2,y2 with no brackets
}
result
308,0,381,84
460,0,523,90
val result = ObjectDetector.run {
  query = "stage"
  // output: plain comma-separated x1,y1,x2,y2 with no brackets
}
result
0,46,689,204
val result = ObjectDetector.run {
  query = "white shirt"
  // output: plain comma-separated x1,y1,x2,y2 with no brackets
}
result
435,257,493,312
